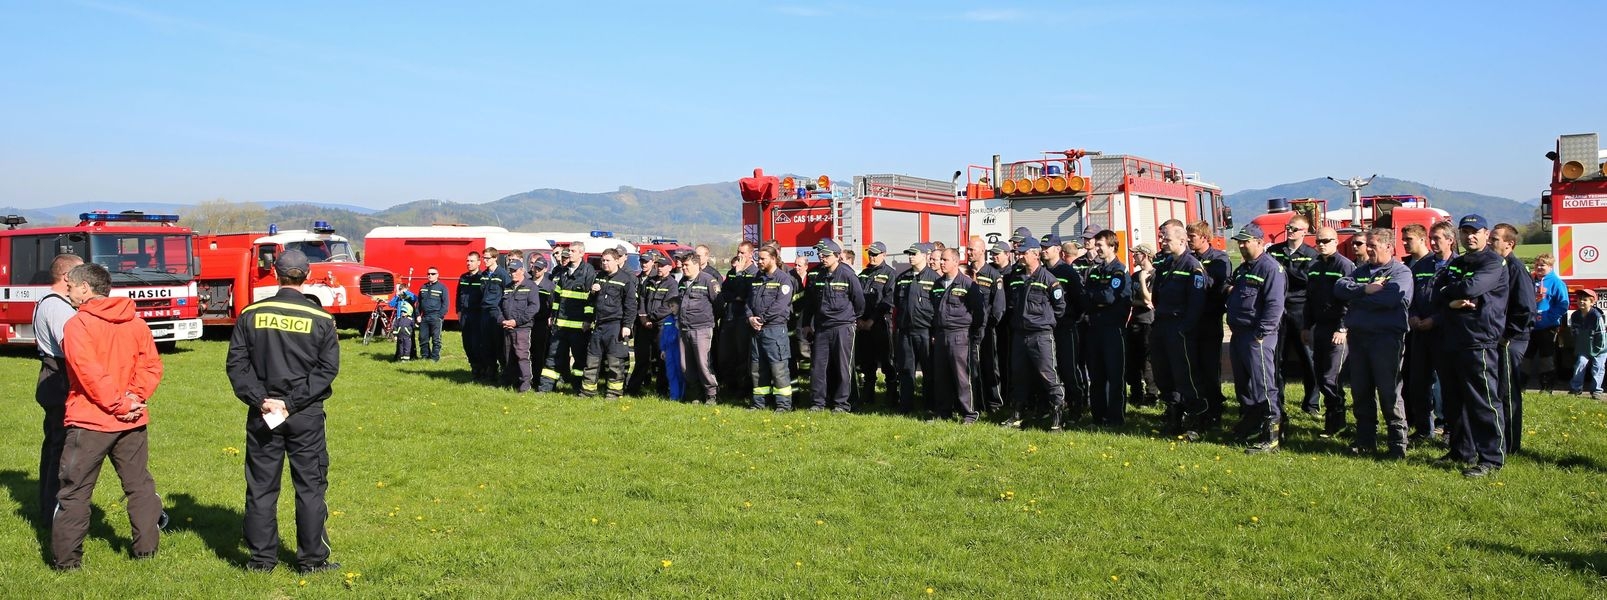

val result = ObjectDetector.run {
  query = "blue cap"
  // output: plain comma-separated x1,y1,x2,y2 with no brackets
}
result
904,242,935,255
1010,227,1034,243
866,241,888,255
988,242,1012,254
1041,233,1062,246
1458,214,1489,230
506,258,525,272
1016,236,1042,251
1231,223,1266,242
274,249,310,276
815,238,842,253
1081,225,1100,240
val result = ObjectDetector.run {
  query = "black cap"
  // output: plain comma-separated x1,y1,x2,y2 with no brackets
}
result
1232,223,1266,241
1010,227,1034,243
1016,237,1042,251
275,249,310,276
815,238,842,253
988,242,1011,254
1041,233,1062,246
904,242,935,255
1081,225,1099,240
866,241,888,256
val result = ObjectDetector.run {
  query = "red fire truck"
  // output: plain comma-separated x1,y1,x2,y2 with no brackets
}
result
966,149,1231,254
1543,132,1607,293
1244,194,1450,260
739,168,969,266
0,211,203,349
193,221,397,329
362,225,556,322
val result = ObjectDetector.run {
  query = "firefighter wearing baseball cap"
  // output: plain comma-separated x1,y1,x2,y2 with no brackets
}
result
890,242,940,414
499,258,541,392
931,247,986,423
538,243,597,393
1434,214,1510,477
856,241,898,405
626,251,679,397
1044,233,1089,422
802,238,866,412
582,248,638,399
1227,223,1287,454
1002,236,1068,430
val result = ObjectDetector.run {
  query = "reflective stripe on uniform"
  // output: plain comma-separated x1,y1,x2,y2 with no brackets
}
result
241,301,333,319
556,318,586,329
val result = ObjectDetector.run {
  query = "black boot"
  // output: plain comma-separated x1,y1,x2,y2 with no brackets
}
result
1049,406,1064,432
1246,418,1281,455
1161,407,1182,436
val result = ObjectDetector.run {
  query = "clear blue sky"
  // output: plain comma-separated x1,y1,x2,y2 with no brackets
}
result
1,0,1599,209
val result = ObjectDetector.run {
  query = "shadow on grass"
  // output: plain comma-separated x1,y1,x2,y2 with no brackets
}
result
162,492,251,567
1468,540,1607,579
1517,449,1607,474
0,469,124,565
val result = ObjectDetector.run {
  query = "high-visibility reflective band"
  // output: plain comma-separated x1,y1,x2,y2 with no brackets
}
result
1030,281,1050,289
581,382,598,392
541,368,561,379
754,386,772,395
829,282,849,288
774,386,793,396
1169,271,1194,277
556,318,586,329
1414,272,1435,279
604,279,626,287
571,369,585,377
607,381,624,391
1244,273,1266,282
241,301,333,320
584,306,594,313
559,289,590,299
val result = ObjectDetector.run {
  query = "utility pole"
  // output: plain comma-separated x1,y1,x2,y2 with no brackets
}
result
1328,174,1377,228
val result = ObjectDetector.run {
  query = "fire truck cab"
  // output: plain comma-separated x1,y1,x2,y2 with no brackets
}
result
0,211,203,348
739,168,969,267
1245,195,1450,261
1543,132,1607,294
193,221,397,329
362,225,556,322
970,150,1230,257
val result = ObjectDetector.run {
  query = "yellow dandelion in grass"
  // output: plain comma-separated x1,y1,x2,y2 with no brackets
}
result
1123,462,1130,467
1110,575,1120,582
375,481,387,489
1250,516,1260,524
591,518,599,524
794,561,803,567
222,447,240,456
415,516,423,521
1026,444,1038,454
926,587,935,594
331,511,345,517
815,519,825,526
299,580,307,587
661,560,673,568
743,501,753,509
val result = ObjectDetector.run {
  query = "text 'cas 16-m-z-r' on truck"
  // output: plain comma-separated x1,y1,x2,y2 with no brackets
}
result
1542,132,1607,295
192,221,396,330
0,210,204,350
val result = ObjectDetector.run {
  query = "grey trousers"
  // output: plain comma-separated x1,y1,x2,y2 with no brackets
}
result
680,326,718,400
1349,332,1408,452
54,426,161,568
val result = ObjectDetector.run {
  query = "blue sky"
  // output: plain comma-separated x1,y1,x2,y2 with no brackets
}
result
1,0,1599,209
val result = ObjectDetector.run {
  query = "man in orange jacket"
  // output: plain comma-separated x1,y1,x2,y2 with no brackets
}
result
51,262,164,570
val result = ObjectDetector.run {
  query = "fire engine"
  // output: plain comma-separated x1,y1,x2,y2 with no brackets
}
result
966,149,1231,254
739,168,969,266
192,221,397,330
362,225,556,322
0,211,203,349
1244,194,1450,260
1542,132,1607,293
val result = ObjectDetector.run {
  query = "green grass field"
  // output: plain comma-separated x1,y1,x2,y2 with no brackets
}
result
1515,243,1551,263
1,332,1603,598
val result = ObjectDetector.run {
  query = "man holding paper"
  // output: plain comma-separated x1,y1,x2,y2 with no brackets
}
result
226,249,342,574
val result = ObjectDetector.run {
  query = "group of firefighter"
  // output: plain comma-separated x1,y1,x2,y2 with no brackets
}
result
396,213,1605,474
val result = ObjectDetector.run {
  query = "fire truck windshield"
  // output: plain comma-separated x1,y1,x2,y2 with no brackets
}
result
285,240,352,262
90,233,194,285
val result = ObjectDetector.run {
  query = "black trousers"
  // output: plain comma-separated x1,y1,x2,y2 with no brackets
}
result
810,324,855,411
418,316,443,360
1276,309,1318,410
1403,330,1441,436
1312,322,1349,429
932,329,978,421
1194,314,1228,421
1500,337,1529,454
716,316,753,397
528,316,551,380
1088,323,1127,426
245,405,330,570
478,314,504,380
583,321,630,398
36,356,68,522
1054,325,1087,417
539,326,589,392
1009,331,1065,415
1151,322,1204,416
972,323,1004,413
461,311,481,368
1438,345,1504,467
626,320,667,397
895,328,932,413
855,321,896,404
1125,321,1155,403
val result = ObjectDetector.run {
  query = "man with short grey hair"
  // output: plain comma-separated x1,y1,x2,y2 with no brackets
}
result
33,253,81,522
1334,228,1414,459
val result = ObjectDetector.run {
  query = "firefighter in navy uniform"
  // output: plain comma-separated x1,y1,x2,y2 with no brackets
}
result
890,243,940,414
416,268,449,362
931,247,986,423
226,250,341,574
527,261,555,384
748,247,798,411
1084,230,1133,426
626,252,679,397
1268,215,1321,417
802,238,866,412
1305,227,1356,436
478,253,512,384
1043,235,1088,422
717,244,759,398
499,258,541,392
970,240,1007,415
538,244,597,393
582,249,638,399
1434,215,1511,478
458,252,485,371
1002,236,1068,430
1490,224,1535,456
1152,223,1209,438
1227,224,1287,454
1188,220,1233,428
855,241,898,405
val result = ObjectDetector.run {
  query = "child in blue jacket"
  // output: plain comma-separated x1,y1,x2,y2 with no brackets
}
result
1570,288,1606,398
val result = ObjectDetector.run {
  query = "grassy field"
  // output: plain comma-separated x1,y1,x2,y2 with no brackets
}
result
1,332,1603,598
1515,243,1551,263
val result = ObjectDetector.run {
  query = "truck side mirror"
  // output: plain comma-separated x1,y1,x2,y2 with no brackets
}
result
1540,190,1552,229
257,247,275,271
1221,206,1234,229
355,250,363,263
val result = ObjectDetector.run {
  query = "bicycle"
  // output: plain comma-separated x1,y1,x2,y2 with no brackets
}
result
361,299,396,345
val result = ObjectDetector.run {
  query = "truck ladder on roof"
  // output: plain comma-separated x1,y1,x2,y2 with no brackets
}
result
832,191,860,253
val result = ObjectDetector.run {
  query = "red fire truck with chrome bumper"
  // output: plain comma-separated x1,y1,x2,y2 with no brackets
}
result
193,221,397,330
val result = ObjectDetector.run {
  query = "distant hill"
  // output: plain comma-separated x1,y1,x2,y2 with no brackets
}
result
1223,177,1534,227
9,201,377,222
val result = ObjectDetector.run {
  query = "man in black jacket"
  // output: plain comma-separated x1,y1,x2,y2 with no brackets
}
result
417,267,448,362
1306,227,1356,436
803,238,866,412
500,259,542,392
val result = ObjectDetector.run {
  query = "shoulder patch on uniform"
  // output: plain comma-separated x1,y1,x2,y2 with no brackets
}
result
1111,278,1122,289
1053,287,1064,299
780,284,791,295
1194,274,1205,289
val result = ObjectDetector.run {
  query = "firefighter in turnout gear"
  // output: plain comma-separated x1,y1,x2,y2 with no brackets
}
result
626,251,679,397
582,249,638,398
538,243,597,393
748,247,798,411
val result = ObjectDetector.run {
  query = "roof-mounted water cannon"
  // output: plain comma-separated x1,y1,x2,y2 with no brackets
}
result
312,220,336,234
1327,174,1377,228
3,215,26,230
1552,133,1607,181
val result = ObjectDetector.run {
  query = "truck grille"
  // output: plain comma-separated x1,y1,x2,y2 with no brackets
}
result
359,272,395,296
